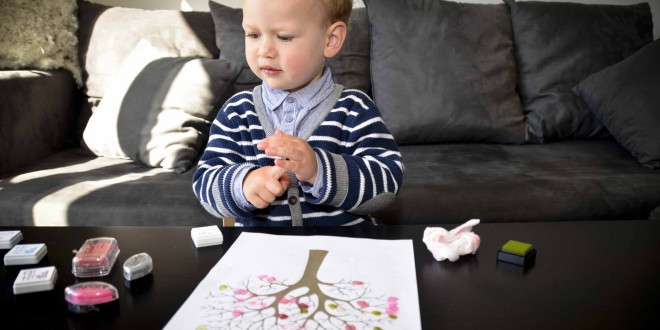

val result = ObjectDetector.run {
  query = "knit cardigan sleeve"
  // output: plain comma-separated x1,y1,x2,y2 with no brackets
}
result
192,92,260,219
304,90,404,214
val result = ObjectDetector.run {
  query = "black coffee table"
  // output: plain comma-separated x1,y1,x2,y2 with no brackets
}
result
1,220,659,329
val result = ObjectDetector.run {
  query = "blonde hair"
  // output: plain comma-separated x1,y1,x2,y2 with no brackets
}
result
320,0,352,26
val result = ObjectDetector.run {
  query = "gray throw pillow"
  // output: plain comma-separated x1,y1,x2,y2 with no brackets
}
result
78,1,219,99
574,39,660,169
506,0,653,143
364,0,526,145
208,1,372,95
82,40,242,173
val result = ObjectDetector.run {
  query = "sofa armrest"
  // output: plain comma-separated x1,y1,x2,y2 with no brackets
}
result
0,70,79,176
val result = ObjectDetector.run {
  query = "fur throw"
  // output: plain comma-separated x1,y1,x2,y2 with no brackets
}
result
0,0,82,85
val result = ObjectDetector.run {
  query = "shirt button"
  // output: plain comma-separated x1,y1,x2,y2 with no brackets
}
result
288,196,298,205
285,117,294,123
285,97,295,103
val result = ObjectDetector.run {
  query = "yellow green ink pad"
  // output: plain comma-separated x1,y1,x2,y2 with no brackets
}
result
497,240,536,267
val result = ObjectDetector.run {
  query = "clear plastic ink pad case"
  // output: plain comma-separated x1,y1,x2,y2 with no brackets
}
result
0,230,23,249
72,237,120,278
64,281,119,314
191,225,223,248
4,243,48,266
123,252,153,281
13,266,58,295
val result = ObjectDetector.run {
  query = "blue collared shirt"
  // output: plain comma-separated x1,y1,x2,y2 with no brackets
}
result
234,68,334,211
261,68,335,136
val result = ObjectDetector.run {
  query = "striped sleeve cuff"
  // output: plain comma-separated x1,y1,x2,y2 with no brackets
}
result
304,149,348,207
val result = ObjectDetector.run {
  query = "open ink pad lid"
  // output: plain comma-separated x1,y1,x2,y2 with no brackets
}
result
64,281,118,314
13,266,58,295
72,237,120,278
191,225,223,248
0,230,23,249
123,252,153,281
4,243,48,266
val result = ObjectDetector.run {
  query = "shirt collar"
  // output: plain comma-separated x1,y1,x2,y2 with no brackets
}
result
261,68,334,112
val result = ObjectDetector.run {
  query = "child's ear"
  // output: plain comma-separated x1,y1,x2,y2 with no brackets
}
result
324,21,347,58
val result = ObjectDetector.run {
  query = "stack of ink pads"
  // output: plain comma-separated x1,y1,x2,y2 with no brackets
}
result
1,230,56,295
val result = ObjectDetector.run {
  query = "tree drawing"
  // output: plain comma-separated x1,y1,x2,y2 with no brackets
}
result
197,250,401,330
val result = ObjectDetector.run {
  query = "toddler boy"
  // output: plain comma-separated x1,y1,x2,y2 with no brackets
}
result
193,0,403,226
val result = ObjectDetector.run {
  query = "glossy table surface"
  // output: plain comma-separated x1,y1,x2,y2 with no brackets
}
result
1,221,660,329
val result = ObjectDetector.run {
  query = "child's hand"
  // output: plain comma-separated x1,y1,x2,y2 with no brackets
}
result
258,130,318,184
243,166,291,209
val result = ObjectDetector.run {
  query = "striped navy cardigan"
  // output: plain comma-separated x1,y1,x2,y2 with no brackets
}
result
192,85,403,226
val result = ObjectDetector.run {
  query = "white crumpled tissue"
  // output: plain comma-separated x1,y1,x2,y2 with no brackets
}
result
423,219,481,262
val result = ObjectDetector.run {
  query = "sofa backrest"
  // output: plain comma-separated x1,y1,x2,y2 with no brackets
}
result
75,0,654,147
363,0,653,145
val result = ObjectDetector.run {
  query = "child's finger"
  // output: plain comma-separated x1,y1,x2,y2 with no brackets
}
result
257,138,269,151
269,164,288,178
246,192,269,209
264,166,289,195
255,189,277,205
265,178,287,197
258,130,289,150
274,158,296,172
278,174,291,190
265,141,302,162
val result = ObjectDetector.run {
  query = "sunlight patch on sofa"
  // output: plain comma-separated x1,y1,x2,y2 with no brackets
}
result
8,159,116,184
32,170,166,226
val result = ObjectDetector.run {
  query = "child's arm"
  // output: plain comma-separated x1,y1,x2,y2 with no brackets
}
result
192,93,271,218
310,101,404,215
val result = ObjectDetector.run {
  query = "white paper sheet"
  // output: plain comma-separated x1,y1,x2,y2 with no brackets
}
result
165,232,421,329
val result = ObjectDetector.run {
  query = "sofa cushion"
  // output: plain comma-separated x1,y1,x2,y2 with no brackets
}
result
78,1,218,99
364,0,525,145
506,0,653,143
574,39,660,169
208,1,372,95
0,0,82,85
82,40,241,173
0,149,217,226
373,140,660,224
3,143,660,226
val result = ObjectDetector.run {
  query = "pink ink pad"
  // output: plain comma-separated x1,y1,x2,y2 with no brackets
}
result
64,281,119,314
72,237,120,278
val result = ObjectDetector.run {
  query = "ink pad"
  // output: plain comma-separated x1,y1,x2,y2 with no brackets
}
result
123,252,153,281
72,237,120,277
191,225,223,248
0,230,23,249
497,240,537,267
13,266,58,294
4,243,48,266
64,281,119,314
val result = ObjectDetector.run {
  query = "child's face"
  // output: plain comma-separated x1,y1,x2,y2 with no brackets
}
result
242,0,330,92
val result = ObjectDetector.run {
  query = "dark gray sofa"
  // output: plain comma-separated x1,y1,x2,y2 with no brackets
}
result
1,0,659,226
